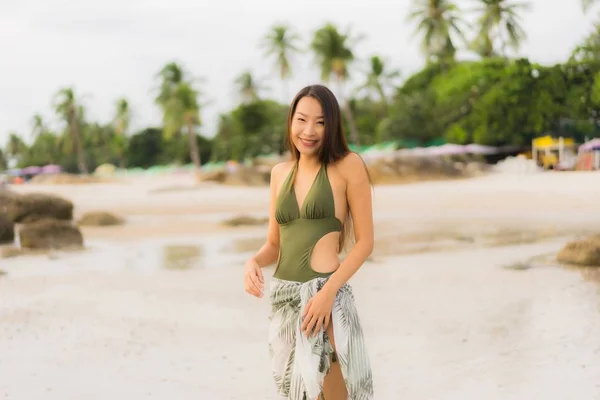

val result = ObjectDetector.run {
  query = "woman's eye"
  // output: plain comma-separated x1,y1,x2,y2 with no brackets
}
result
317,121,324,125
297,118,305,122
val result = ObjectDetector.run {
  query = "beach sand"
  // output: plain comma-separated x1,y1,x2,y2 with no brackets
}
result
2,170,600,399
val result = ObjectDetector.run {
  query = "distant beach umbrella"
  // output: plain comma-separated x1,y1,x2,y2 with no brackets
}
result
465,144,498,155
5,168,23,176
579,138,600,153
426,144,467,156
42,164,62,174
21,166,42,175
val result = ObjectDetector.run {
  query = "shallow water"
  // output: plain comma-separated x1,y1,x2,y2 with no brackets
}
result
162,245,203,270
81,232,256,272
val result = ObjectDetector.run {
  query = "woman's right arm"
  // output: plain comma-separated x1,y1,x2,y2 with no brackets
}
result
250,163,281,267
244,164,283,298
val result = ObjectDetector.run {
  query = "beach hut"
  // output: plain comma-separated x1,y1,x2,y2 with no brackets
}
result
531,135,577,170
577,138,600,170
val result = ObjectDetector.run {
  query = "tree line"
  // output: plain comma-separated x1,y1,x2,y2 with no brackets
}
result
1,0,599,174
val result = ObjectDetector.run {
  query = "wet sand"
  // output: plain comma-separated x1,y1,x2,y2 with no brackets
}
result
2,171,600,399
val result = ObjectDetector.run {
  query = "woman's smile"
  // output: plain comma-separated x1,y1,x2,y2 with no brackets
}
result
299,137,319,148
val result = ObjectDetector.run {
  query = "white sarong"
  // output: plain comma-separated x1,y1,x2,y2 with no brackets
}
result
268,276,374,400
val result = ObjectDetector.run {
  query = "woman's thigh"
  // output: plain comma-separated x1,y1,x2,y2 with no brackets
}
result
319,319,348,400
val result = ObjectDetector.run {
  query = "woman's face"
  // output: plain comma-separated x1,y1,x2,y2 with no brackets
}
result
290,96,325,158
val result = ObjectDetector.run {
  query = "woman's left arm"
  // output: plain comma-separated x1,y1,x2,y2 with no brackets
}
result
322,152,374,296
301,153,374,337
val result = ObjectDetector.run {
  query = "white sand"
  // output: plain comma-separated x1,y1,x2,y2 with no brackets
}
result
2,170,600,399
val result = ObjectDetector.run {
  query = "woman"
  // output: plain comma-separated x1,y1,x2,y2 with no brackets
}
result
243,84,374,400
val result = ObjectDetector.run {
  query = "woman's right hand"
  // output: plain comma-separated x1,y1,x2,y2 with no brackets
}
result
244,258,264,298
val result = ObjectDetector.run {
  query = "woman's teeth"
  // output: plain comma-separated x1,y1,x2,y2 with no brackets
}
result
301,138,317,146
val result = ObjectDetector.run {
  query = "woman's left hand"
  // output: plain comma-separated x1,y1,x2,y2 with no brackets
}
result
301,289,336,337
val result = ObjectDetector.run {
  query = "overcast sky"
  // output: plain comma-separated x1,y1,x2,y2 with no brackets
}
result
0,0,596,145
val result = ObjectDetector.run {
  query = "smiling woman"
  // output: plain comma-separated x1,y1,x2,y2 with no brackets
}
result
243,84,374,400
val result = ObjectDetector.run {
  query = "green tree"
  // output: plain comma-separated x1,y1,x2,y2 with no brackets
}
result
407,0,467,64
155,62,205,171
378,90,443,143
311,22,363,145
571,23,600,63
53,88,88,174
127,128,164,168
261,24,302,101
451,60,567,145
113,98,130,168
214,100,287,161
5,132,27,163
26,114,61,165
471,0,530,59
83,122,120,168
31,114,47,139
0,148,6,170
583,0,596,12
156,62,185,105
234,70,267,103
349,96,389,144
21,114,61,167
213,114,243,161
356,55,401,110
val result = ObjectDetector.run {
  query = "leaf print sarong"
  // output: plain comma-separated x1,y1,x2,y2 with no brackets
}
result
268,276,374,400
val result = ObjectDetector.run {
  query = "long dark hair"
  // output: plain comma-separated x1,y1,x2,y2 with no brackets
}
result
286,84,350,165
285,84,371,253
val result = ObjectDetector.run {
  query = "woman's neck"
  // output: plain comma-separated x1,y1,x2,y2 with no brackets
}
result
297,154,321,171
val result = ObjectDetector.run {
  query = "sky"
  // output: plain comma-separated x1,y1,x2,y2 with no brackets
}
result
0,0,597,145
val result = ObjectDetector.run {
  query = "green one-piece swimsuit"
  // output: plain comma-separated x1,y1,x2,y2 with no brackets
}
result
273,162,343,283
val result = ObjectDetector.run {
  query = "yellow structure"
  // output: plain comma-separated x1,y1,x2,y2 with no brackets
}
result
532,135,577,170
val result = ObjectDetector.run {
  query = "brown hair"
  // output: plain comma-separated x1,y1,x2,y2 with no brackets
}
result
286,84,350,165
285,84,371,253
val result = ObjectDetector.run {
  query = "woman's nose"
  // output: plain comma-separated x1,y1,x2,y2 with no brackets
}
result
302,122,316,136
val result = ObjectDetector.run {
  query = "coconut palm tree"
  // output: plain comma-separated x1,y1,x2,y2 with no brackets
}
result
261,24,302,102
29,114,61,165
5,132,25,161
571,22,600,62
311,22,363,145
155,62,204,171
156,62,185,105
407,0,467,63
470,31,497,58
234,70,267,103
112,98,130,168
472,0,530,58
356,55,401,110
583,0,596,12
31,114,46,139
114,98,130,136
177,83,203,170
53,87,88,174
0,148,6,170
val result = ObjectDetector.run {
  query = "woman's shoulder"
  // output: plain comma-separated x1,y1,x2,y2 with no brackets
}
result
270,160,295,183
335,152,369,185
337,151,366,168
